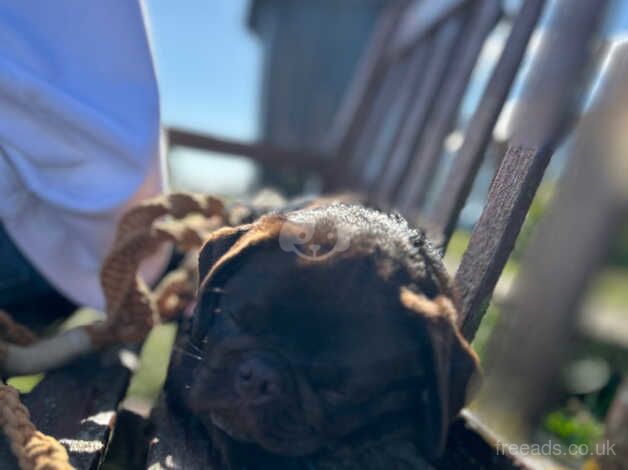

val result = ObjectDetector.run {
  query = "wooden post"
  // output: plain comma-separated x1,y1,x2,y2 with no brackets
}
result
455,0,609,341
475,38,628,437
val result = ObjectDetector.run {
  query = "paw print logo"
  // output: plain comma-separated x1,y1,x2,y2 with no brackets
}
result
278,218,351,261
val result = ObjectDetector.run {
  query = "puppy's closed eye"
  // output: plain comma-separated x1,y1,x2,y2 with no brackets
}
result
308,362,345,388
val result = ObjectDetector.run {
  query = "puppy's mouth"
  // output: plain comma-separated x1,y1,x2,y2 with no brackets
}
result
187,352,325,455
202,393,324,456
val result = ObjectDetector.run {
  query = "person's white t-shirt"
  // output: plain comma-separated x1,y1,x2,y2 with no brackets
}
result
0,0,167,310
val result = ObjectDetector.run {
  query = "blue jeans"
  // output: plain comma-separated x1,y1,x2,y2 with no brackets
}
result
0,224,75,330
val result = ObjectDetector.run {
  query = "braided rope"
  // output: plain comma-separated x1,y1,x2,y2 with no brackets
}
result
0,311,37,347
0,382,73,469
87,192,226,346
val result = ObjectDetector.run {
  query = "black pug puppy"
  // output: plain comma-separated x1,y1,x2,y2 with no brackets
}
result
167,203,480,469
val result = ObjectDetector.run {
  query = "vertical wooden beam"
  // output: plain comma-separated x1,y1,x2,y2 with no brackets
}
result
391,0,471,56
374,14,465,203
454,0,609,341
395,0,501,214
323,2,406,187
348,58,413,184
358,44,429,190
429,0,546,246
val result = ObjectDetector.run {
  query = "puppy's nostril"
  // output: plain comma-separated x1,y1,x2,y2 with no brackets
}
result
235,358,281,404
239,365,252,381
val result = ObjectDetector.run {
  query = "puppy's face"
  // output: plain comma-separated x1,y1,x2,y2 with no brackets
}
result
177,206,479,460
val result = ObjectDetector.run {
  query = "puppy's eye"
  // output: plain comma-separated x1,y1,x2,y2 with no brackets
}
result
319,388,346,406
308,363,344,389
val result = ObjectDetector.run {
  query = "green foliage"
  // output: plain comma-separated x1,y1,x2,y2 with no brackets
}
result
542,405,605,448
125,323,178,405
471,302,500,361
7,374,44,394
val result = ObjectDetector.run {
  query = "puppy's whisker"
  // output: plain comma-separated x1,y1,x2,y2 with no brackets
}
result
173,346,203,361
183,339,203,354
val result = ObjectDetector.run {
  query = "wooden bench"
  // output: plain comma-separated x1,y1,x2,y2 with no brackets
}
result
0,0,610,468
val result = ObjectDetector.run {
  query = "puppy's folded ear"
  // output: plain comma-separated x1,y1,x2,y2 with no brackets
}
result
400,287,480,459
198,225,251,282
190,226,251,344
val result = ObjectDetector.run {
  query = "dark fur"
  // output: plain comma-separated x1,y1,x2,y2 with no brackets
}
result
166,203,479,469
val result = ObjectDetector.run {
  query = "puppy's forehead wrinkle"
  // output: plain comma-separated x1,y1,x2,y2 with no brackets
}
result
201,204,446,302
276,203,443,291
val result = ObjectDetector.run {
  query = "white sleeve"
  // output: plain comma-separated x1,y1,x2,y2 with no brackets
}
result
0,0,160,213
0,0,166,310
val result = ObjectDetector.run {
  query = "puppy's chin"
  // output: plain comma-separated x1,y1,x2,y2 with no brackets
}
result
204,410,325,456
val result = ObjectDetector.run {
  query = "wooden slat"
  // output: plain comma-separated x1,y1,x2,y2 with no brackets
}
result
348,58,412,184
359,43,430,189
146,396,216,470
322,3,406,164
147,394,530,469
0,350,134,470
454,0,610,341
428,0,546,246
434,411,533,469
374,14,465,203
395,0,502,214
390,0,471,57
167,128,327,173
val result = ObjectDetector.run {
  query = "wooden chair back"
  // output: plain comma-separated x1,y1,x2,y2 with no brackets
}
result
0,1,610,469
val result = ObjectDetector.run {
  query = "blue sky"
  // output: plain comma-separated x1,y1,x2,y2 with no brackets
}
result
146,0,260,140
145,0,261,193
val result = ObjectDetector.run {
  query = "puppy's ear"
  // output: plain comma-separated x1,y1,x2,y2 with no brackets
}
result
198,225,251,282
400,288,480,459
190,225,251,345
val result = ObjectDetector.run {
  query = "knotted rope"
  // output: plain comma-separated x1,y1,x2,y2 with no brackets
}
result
0,382,73,470
0,312,37,347
86,192,226,346
0,192,230,470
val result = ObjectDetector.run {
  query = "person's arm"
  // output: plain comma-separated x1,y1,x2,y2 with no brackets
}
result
0,0,166,310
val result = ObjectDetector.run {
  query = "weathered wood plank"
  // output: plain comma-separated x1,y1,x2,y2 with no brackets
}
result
428,0,546,246
168,128,327,173
146,395,216,470
359,43,429,190
375,14,465,203
454,0,608,341
147,396,530,470
322,3,406,170
434,411,533,469
395,0,502,214
348,58,412,185
0,348,134,470
390,0,471,57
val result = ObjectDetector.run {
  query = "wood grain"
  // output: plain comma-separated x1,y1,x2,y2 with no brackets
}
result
0,349,134,470
396,0,501,214
429,0,546,246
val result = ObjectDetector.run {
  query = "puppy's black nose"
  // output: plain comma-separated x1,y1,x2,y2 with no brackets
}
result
235,358,280,404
